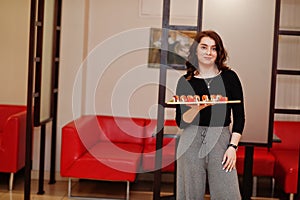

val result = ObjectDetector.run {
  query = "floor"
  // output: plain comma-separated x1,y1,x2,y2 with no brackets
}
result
0,170,293,200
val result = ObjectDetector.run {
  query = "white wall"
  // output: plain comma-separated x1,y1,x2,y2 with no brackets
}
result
0,0,30,105
202,0,275,143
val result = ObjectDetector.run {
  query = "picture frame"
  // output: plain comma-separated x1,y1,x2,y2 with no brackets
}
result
148,28,196,69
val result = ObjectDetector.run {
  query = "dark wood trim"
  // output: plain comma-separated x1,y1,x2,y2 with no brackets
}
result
274,109,300,115
197,0,203,32
168,25,198,31
279,30,300,36
268,0,281,148
161,0,170,28
153,1,170,199
242,146,254,199
25,0,37,199
26,0,61,198
37,124,46,195
49,0,62,185
277,69,300,75
33,0,45,126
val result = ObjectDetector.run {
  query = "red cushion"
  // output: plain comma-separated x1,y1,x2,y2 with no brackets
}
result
61,142,143,182
271,150,299,193
236,146,275,177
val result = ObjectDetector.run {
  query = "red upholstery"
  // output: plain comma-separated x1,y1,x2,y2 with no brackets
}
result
0,105,27,173
271,121,300,194
143,137,176,172
96,115,145,144
236,146,275,177
143,119,177,172
60,115,146,182
60,116,179,182
61,116,300,196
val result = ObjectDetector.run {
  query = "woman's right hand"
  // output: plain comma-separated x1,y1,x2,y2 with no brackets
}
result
182,103,213,123
187,103,211,111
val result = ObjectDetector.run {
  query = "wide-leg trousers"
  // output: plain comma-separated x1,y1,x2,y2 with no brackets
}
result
176,125,241,200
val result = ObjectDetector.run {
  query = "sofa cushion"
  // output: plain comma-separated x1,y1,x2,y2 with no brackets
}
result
63,142,143,181
236,146,275,177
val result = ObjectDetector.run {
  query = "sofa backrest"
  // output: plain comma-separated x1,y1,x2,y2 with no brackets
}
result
0,105,26,132
72,115,102,148
144,118,178,145
144,119,177,137
273,121,300,151
96,115,146,145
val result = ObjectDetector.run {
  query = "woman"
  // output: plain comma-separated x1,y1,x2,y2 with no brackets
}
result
175,30,245,200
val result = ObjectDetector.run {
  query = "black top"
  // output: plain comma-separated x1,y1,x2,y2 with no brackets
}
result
175,69,245,134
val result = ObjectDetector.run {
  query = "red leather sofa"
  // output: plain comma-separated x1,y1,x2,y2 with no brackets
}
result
61,115,151,199
61,115,299,199
271,121,300,200
61,115,178,199
0,104,27,190
235,121,300,199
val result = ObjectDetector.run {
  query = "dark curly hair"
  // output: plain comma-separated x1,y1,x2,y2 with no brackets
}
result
185,30,229,80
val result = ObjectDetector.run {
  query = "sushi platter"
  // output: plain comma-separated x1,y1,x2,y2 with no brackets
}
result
167,94,241,105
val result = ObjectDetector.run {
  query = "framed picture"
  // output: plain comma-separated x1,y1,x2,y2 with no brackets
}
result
148,28,196,69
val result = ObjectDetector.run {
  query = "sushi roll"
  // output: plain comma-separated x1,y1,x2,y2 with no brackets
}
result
187,95,194,102
180,95,188,102
172,95,179,102
219,96,228,101
210,95,217,101
202,95,209,102
214,95,221,101
194,95,201,102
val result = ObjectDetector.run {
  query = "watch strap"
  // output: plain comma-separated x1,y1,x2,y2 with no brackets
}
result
228,143,238,150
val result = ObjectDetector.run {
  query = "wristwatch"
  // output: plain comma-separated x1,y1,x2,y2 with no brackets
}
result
228,143,238,150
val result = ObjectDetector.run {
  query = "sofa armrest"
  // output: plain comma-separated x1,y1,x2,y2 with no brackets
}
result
0,110,27,172
60,116,102,174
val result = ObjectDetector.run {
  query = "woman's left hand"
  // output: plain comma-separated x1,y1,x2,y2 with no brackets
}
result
222,147,237,172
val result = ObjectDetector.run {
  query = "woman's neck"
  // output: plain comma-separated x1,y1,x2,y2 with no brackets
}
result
197,64,220,78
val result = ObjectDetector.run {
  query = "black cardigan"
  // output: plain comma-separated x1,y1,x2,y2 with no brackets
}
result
175,69,245,134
